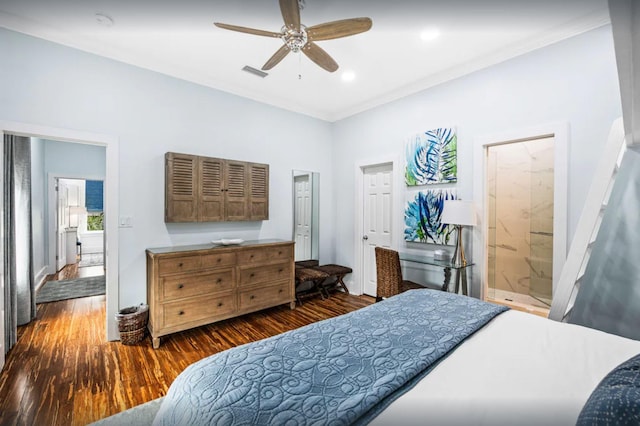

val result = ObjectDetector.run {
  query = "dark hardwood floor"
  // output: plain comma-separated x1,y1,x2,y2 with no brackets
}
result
42,257,104,283
0,269,374,426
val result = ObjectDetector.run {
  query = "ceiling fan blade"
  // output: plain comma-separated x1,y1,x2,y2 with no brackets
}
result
302,42,338,72
279,0,301,30
262,45,291,70
214,22,281,38
307,17,373,41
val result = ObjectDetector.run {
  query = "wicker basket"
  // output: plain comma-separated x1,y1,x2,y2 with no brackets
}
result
115,304,149,345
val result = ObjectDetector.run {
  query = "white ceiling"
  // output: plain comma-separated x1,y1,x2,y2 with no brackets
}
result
0,0,610,122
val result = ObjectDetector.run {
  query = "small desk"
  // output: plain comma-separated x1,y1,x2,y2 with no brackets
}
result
399,253,474,296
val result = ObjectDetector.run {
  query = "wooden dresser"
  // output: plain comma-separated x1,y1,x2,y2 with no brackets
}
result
146,239,294,348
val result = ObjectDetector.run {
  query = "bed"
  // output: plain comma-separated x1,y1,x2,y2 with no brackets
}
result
94,290,640,425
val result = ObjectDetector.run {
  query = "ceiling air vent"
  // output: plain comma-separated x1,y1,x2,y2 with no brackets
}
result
242,66,268,78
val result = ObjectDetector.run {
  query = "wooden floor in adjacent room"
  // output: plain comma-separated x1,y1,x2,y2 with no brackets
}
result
0,286,373,426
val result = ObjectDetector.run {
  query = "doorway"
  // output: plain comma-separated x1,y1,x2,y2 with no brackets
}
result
52,178,105,278
361,163,393,297
485,136,555,314
293,173,312,261
0,121,120,353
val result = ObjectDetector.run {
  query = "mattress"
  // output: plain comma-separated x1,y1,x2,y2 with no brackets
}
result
372,309,640,425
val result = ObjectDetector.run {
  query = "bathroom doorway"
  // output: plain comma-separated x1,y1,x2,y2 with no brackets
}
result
486,136,555,315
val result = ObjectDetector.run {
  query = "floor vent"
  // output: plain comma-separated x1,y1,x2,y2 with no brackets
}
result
242,66,268,78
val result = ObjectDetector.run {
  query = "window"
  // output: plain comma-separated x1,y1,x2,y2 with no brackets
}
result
85,180,104,231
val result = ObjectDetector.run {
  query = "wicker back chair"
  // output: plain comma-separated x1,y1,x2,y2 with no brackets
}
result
374,247,424,301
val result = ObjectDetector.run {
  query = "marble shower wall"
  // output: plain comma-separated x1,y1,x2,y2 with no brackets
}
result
487,137,554,305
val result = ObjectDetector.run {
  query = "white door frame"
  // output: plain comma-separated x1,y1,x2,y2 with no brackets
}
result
473,122,568,301
353,155,402,295
48,174,104,275
0,121,120,344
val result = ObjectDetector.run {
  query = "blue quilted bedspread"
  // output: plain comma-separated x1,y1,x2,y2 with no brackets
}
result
153,289,508,426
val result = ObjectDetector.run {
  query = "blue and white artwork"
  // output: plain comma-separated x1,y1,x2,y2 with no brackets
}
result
405,128,457,186
404,189,456,245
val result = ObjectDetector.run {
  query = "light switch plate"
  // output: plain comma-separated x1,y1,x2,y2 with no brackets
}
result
119,216,133,228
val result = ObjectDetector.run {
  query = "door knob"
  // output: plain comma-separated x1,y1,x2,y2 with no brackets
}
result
362,235,369,240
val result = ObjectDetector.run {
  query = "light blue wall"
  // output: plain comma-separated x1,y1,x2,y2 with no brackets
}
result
43,139,106,177
331,25,622,296
0,28,334,307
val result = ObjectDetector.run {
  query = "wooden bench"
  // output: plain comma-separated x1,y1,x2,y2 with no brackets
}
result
294,267,329,305
313,264,352,296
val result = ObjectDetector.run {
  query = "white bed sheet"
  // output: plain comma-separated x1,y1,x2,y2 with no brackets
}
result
372,310,640,426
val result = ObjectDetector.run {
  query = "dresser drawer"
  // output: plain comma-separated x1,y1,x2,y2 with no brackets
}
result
161,269,234,301
162,292,236,329
158,255,201,275
239,282,291,311
202,252,236,269
147,241,295,348
239,262,292,287
237,245,291,265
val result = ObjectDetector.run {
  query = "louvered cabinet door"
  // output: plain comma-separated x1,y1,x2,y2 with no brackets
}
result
199,157,225,221
249,163,269,220
225,160,249,221
165,152,269,222
165,153,198,222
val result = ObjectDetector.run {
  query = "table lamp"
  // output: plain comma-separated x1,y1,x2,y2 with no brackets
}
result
68,206,87,228
441,200,477,267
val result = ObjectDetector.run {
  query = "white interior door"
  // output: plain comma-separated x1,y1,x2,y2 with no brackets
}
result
56,180,68,271
362,164,393,296
294,174,312,260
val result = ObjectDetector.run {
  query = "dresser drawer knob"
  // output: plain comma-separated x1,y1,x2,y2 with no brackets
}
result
178,310,185,316
278,289,283,293
178,262,183,267
278,268,283,273
217,302,223,307
250,273,255,278
217,278,222,284
217,258,221,262
278,251,282,255
178,284,184,289
250,295,255,300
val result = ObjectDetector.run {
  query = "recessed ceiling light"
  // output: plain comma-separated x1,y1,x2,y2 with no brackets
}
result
420,28,440,42
342,71,356,82
95,13,114,27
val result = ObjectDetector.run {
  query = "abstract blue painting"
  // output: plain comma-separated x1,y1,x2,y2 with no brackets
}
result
405,189,456,244
405,128,457,186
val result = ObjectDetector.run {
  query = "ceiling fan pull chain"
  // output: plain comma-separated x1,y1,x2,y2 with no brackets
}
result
298,52,302,80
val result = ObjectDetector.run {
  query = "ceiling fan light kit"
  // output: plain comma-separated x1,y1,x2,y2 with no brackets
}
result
281,25,308,53
214,0,372,73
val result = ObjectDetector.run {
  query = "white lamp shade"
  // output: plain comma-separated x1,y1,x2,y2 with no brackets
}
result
68,206,87,215
441,200,476,226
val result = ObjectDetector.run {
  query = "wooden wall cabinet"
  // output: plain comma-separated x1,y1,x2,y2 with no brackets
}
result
165,152,269,222
146,240,295,348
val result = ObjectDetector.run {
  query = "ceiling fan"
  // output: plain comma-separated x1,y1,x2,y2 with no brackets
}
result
214,0,372,73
